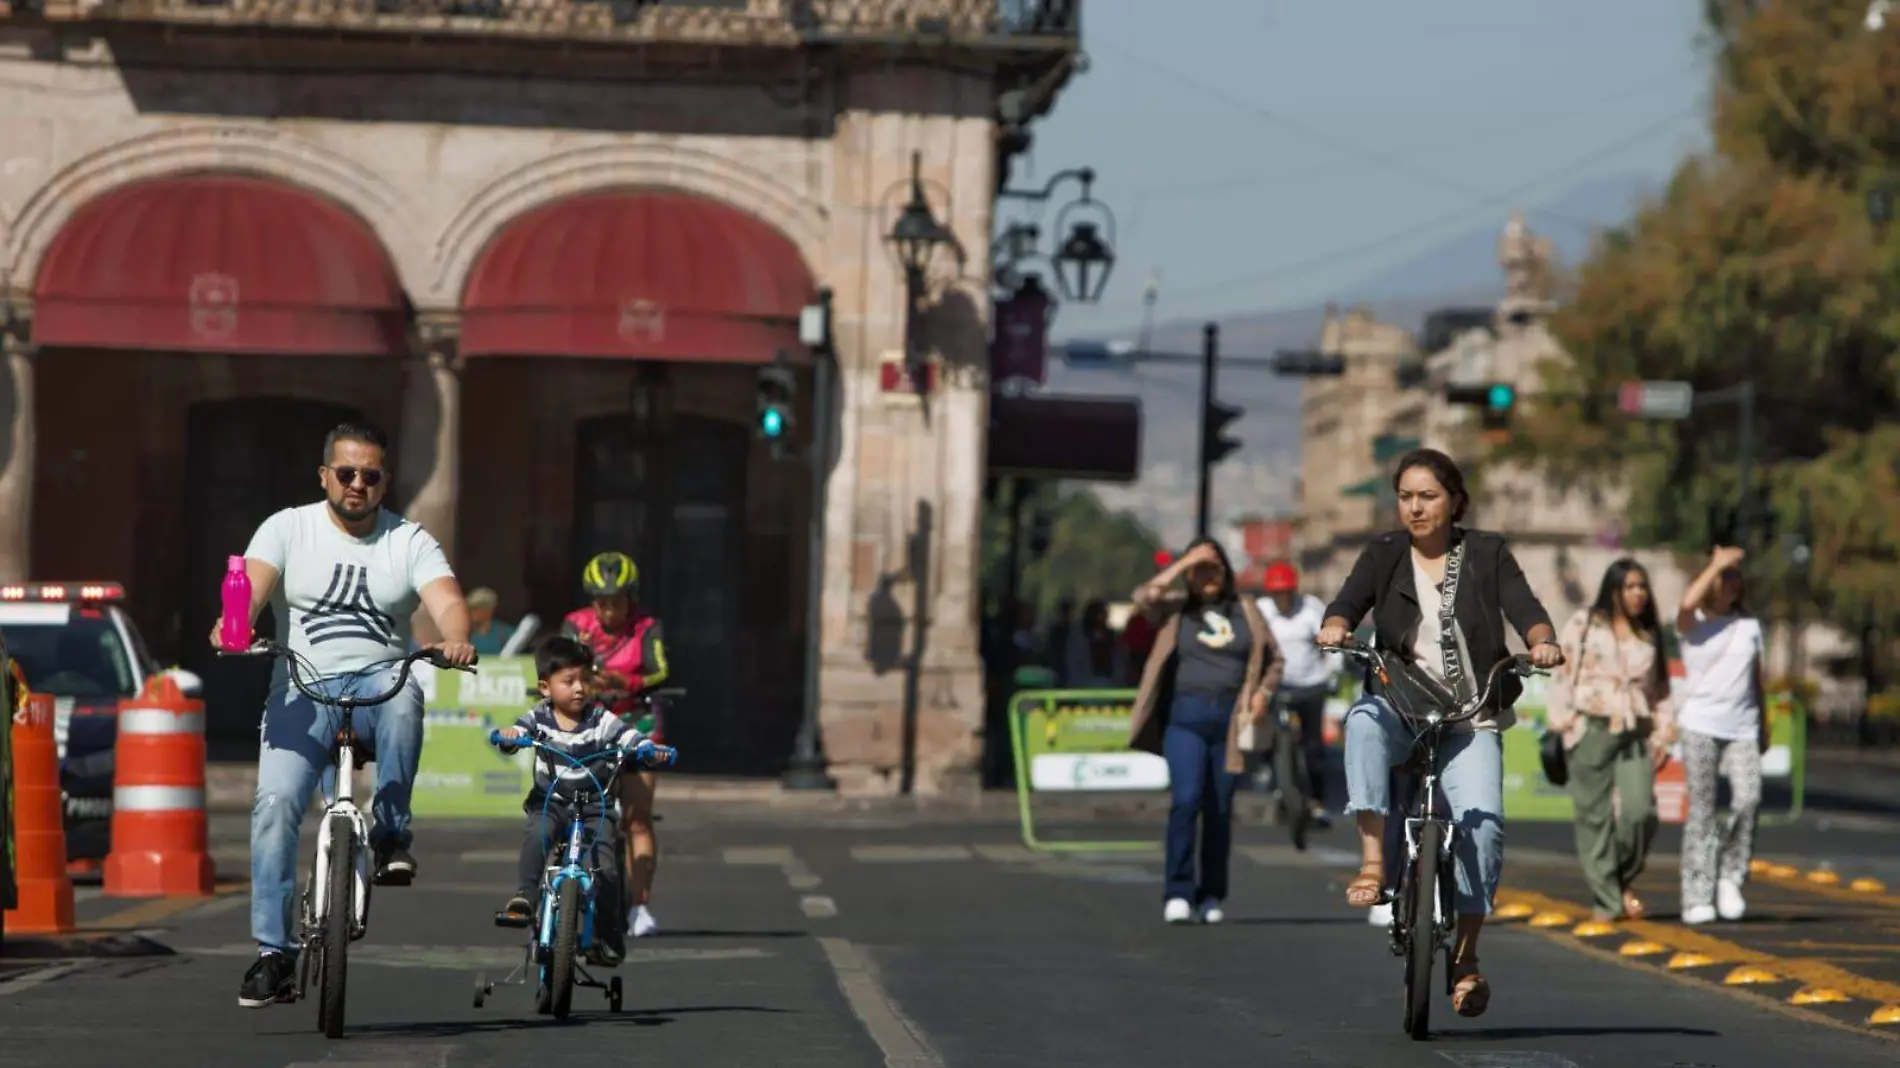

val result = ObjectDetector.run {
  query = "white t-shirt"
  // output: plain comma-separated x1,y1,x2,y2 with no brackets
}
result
1677,609,1763,741
244,503,456,686
1259,593,1334,690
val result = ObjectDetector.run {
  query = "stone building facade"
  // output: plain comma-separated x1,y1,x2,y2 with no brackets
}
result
0,1,1081,793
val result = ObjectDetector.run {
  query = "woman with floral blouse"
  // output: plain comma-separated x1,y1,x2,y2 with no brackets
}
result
1546,558,1676,922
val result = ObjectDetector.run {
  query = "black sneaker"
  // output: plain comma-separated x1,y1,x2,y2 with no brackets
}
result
238,951,295,1008
373,840,416,887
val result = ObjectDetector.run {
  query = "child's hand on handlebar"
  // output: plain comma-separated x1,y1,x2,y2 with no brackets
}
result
627,739,677,769
490,725,530,752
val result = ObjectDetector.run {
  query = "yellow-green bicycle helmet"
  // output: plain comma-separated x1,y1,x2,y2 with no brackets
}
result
581,551,638,598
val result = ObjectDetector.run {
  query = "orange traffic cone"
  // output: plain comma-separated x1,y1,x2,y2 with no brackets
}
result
4,694,76,935
103,676,214,898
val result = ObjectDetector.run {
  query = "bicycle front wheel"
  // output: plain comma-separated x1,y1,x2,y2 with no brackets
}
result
318,825,354,1039
1273,728,1310,850
1402,820,1443,1041
549,879,581,1019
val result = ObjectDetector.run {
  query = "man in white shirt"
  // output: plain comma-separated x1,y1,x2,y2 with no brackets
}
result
1257,561,1339,826
215,422,476,1008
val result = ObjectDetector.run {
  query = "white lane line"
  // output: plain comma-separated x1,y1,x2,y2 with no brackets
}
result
850,845,973,863
801,896,838,919
0,961,88,997
818,938,941,1068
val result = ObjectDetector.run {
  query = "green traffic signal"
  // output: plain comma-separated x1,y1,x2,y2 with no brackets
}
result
1486,383,1515,410
760,407,787,438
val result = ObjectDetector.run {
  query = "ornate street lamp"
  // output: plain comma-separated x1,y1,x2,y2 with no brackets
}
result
1052,217,1115,303
994,166,1117,305
888,152,953,285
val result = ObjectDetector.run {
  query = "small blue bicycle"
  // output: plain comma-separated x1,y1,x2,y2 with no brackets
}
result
472,726,676,1018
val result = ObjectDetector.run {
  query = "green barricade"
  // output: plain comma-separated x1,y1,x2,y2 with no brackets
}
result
412,656,539,818
1501,675,1807,824
1008,688,1162,853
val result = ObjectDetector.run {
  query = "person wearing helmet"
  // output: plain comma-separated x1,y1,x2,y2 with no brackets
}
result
1257,560,1337,829
562,551,670,938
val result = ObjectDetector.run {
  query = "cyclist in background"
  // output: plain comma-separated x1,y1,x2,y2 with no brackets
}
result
1257,561,1338,828
562,552,669,939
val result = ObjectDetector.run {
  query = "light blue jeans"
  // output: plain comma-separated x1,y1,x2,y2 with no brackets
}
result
1342,695,1504,915
251,667,424,951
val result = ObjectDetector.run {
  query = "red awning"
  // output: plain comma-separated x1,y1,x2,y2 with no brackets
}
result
459,191,815,362
988,394,1143,482
32,175,407,356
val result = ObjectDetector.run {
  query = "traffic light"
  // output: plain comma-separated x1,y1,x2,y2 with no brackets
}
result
1204,399,1243,466
1445,381,1516,439
1272,349,1347,376
755,364,796,452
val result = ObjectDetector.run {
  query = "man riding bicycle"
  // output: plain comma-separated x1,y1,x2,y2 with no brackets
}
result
1256,560,1338,829
215,422,477,1008
561,552,669,939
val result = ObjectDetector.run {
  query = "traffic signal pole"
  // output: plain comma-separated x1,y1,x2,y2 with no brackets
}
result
1196,322,1218,540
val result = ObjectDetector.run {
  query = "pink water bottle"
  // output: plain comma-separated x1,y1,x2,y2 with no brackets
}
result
219,555,252,652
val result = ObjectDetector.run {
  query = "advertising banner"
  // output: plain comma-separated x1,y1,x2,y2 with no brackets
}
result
410,656,539,819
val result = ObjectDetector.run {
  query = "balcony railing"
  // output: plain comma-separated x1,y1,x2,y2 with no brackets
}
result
46,0,1079,46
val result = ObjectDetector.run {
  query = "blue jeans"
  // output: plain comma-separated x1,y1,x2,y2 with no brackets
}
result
251,667,424,950
1342,695,1504,915
1162,691,1239,904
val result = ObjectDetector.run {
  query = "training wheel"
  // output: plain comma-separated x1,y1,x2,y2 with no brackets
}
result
473,972,487,1008
609,976,623,1013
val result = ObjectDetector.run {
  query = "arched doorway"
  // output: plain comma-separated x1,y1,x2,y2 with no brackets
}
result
181,397,362,750
573,411,749,773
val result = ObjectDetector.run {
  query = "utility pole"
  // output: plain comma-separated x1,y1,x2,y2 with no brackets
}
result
1196,323,1217,539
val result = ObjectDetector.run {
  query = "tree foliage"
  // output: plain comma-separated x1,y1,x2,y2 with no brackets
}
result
1511,1,1900,631
980,482,1163,621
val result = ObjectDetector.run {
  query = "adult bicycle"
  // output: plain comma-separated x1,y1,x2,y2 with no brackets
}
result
1322,637,1541,1040
474,725,676,1018
219,639,475,1039
1268,692,1316,851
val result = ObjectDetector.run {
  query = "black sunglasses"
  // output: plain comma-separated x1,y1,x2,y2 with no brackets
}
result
328,465,385,488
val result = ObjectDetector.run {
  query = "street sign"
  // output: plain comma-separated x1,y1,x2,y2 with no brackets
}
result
1617,380,1694,420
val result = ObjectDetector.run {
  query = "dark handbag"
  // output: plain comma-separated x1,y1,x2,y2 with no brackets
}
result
1540,614,1589,788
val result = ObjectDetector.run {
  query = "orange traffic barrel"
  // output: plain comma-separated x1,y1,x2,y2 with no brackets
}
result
4,694,76,934
103,676,214,898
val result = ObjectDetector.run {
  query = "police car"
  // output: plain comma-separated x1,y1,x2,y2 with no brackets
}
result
0,582,199,864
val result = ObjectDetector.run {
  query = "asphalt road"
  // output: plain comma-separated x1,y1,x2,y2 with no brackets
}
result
4,803,1900,1068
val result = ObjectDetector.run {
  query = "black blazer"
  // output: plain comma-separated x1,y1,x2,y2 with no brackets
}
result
1323,528,1553,712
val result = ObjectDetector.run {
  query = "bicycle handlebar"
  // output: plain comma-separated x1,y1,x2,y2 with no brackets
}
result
1321,638,1541,724
487,728,678,771
219,639,476,711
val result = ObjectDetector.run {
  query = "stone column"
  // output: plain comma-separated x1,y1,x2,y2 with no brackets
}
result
396,317,461,644
0,310,37,584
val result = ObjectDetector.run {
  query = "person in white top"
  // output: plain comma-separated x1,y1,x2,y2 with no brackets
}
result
215,422,477,1009
1256,561,1338,826
1673,544,1766,926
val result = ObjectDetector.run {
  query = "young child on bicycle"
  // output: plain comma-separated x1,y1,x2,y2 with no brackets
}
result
493,636,659,953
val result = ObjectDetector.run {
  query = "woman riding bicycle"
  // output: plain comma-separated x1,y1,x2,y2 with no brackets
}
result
1315,448,1562,1019
562,551,669,939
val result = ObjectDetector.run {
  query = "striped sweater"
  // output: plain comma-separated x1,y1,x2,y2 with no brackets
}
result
510,698,647,797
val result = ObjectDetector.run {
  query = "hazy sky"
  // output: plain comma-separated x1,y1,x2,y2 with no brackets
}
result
1015,0,1714,339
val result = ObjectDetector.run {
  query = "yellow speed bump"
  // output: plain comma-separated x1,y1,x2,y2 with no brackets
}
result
1790,987,1852,1006
1851,877,1888,893
1572,920,1618,938
1724,966,1783,985
1806,870,1842,886
1749,859,1771,875
1493,901,1535,920
1619,940,1667,957
1528,912,1572,929
1667,952,1718,970
1869,1005,1900,1026
1765,864,1800,879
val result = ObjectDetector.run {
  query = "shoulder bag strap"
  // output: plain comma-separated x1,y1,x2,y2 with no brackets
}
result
1436,538,1470,700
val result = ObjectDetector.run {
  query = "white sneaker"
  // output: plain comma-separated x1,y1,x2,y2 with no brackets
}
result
1683,904,1718,925
630,904,658,938
1368,901,1394,927
1198,900,1225,925
1163,898,1193,924
1716,881,1747,922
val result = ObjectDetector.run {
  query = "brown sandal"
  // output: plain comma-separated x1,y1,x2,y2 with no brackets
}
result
1450,964,1491,1018
1345,865,1384,908
1621,890,1647,921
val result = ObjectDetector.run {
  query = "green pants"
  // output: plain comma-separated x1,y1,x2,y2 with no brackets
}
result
1566,718,1658,917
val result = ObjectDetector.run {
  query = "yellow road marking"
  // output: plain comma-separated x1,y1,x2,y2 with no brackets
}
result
88,881,247,932
1725,966,1783,985
1749,864,1900,910
1499,888,1900,1007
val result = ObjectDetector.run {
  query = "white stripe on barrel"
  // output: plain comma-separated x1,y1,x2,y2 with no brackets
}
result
118,708,206,736
113,785,206,812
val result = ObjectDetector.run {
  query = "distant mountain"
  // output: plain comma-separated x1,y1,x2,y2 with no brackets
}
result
1039,175,1660,551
